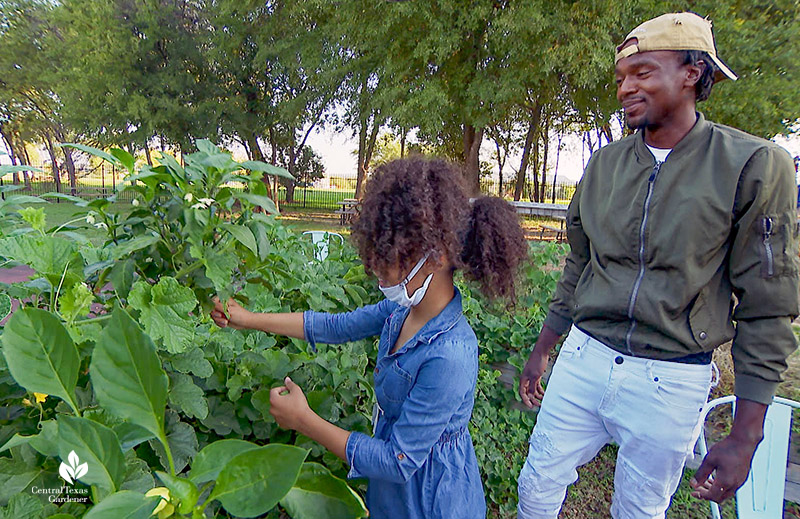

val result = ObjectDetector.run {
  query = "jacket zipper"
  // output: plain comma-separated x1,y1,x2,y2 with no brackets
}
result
625,161,662,354
762,216,774,277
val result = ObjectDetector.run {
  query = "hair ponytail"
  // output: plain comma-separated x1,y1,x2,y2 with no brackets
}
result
460,196,527,301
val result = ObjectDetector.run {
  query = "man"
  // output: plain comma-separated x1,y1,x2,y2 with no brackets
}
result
517,12,799,519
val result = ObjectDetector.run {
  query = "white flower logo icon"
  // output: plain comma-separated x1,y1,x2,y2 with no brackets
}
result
59,450,88,485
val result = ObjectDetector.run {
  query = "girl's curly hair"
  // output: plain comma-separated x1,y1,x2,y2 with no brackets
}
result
351,157,527,301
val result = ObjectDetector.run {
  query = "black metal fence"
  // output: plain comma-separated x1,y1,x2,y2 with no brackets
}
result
479,179,578,204
0,163,136,202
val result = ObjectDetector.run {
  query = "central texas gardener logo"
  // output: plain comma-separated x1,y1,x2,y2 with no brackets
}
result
59,450,88,485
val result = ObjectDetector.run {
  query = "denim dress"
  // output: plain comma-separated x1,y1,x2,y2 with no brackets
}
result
303,288,486,519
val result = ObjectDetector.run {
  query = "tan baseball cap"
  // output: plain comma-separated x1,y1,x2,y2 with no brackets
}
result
615,12,737,82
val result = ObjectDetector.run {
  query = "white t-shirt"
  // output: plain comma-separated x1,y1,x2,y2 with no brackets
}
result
646,144,672,163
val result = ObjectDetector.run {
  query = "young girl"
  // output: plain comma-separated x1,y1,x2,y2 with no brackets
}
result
211,157,527,519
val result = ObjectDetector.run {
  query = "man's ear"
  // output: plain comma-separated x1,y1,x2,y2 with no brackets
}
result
685,59,706,89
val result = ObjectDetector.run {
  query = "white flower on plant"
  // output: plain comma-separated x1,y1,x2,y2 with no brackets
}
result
94,222,108,230
198,197,215,206
85,213,96,225
184,193,194,203
132,199,140,207
191,202,208,210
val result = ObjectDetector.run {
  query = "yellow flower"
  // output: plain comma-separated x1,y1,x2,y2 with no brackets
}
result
145,487,175,518
33,393,47,404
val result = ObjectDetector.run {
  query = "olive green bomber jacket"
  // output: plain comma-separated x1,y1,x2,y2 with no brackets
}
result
543,113,799,405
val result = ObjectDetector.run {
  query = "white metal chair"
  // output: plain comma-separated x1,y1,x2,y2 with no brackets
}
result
302,231,343,261
697,395,800,519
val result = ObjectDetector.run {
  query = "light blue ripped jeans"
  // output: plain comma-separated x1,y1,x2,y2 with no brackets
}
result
517,326,713,519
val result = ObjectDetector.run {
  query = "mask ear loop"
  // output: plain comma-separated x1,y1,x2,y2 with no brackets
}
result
710,361,720,388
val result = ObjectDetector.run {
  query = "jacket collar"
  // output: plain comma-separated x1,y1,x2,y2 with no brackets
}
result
634,112,711,165
390,287,464,354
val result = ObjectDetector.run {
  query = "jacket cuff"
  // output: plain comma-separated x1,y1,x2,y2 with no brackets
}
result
302,310,317,352
345,431,368,479
734,373,778,405
543,310,572,336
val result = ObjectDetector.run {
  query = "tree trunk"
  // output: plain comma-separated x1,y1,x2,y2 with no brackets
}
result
43,132,63,194
62,146,78,196
539,118,549,203
514,116,538,201
21,145,32,190
269,126,279,202
144,140,153,166
285,132,297,203
0,129,20,183
551,132,563,203
355,117,367,199
400,128,407,158
492,128,506,197
462,124,483,197
361,121,380,196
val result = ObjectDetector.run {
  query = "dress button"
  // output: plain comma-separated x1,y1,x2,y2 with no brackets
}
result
375,367,380,374
397,453,405,460
698,331,708,340
615,356,624,365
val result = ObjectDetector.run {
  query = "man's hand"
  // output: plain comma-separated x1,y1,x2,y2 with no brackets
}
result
519,325,562,408
691,398,767,503
519,349,549,408
690,435,760,502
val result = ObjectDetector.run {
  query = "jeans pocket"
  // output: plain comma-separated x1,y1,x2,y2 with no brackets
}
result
650,370,710,412
556,330,588,360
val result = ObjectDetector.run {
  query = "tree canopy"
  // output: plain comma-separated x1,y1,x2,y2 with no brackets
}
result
0,0,797,196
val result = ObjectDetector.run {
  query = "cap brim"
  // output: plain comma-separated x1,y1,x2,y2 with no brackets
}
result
709,54,737,82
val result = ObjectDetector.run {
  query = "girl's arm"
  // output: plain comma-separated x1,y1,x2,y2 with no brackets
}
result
212,298,305,338
270,377,350,461
212,297,398,349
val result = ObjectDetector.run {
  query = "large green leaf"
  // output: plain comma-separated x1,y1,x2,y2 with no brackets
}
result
0,165,43,175
111,235,159,261
109,148,135,174
60,143,120,167
189,439,260,484
82,491,159,519
0,235,82,285
210,444,308,518
155,471,198,514
0,458,43,506
239,161,294,180
168,373,208,419
234,193,279,215
221,223,258,256
90,309,168,444
0,493,43,519
0,419,59,457
128,277,197,354
1,309,80,414
280,462,368,519
57,416,126,494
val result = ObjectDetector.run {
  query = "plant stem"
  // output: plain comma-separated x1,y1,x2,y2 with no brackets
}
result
174,261,203,280
159,431,176,476
73,314,112,326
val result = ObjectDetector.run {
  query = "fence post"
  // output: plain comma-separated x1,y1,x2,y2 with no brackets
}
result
0,174,4,201
101,163,105,193
303,183,307,208
112,165,116,191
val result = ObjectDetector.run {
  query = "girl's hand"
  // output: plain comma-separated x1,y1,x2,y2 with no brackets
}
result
270,377,312,431
211,297,251,330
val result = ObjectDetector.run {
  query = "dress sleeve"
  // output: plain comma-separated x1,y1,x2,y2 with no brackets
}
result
303,298,398,352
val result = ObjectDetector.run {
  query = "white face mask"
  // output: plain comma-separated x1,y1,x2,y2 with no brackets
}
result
379,254,433,307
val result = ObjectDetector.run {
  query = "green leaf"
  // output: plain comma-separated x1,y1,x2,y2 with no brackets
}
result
221,223,258,256
1,309,80,414
191,246,238,294
111,235,159,261
168,373,208,420
0,457,43,506
114,422,156,452
59,283,93,323
0,493,43,519
90,309,168,445
60,143,120,166
189,439,260,485
0,420,59,457
0,165,43,175
234,193,279,215
0,293,11,322
109,148,135,173
0,235,82,286
18,207,46,232
168,348,213,378
240,161,294,180
155,472,198,514
110,259,136,300
280,462,368,519
82,491,159,519
57,416,126,494
148,414,197,474
210,444,308,518
128,277,198,354
41,192,88,205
